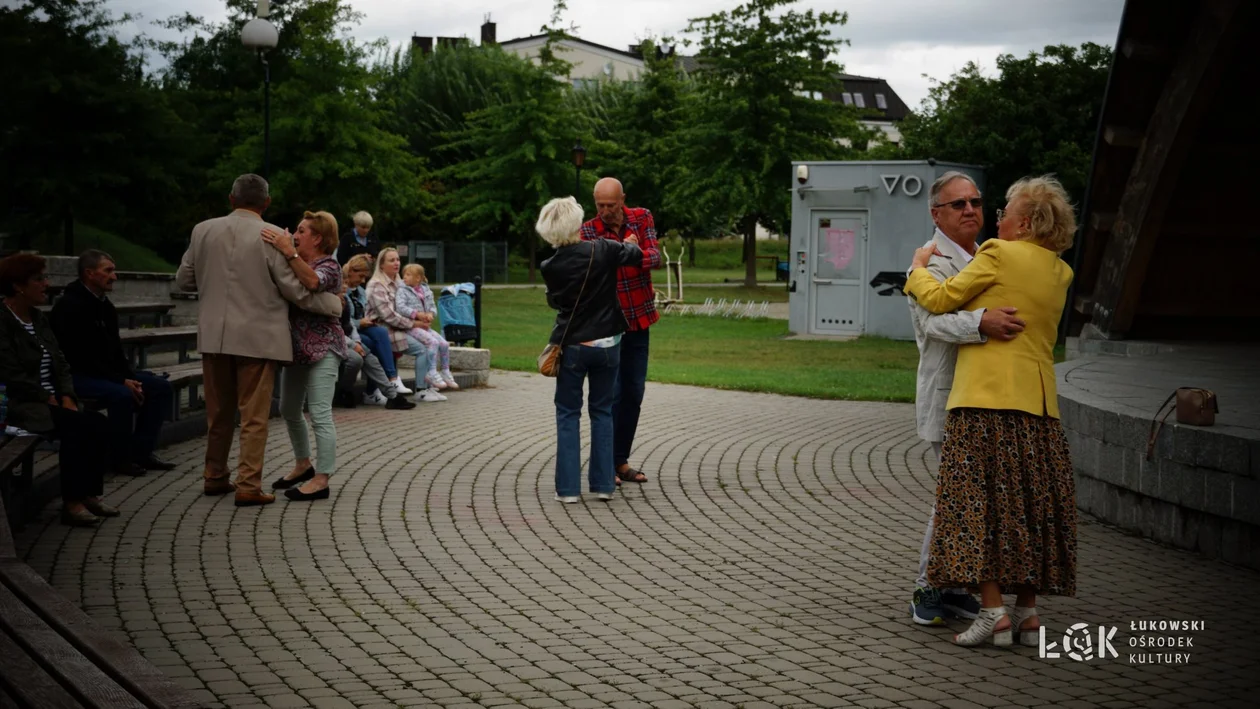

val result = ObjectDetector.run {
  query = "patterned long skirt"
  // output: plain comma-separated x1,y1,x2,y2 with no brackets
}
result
927,408,1078,596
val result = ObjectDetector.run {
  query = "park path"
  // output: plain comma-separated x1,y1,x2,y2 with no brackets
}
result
14,372,1257,708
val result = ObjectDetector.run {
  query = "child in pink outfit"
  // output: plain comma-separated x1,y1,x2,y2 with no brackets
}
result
397,264,458,390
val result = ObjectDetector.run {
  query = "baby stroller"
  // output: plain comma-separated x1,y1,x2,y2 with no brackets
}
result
438,282,479,346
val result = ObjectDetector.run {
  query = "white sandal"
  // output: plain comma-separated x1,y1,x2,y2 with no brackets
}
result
954,607,1012,647
1010,606,1039,646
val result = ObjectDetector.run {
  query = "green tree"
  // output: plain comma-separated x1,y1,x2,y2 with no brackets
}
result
587,39,698,259
674,0,867,286
0,0,192,258
436,0,584,283
888,43,1112,205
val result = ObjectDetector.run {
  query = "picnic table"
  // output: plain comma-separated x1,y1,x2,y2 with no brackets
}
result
119,325,198,369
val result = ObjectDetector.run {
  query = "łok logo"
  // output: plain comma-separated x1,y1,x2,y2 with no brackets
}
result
1039,623,1118,661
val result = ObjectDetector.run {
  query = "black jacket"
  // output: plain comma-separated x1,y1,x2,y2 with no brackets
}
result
49,280,134,383
336,229,381,266
0,305,76,433
541,239,643,346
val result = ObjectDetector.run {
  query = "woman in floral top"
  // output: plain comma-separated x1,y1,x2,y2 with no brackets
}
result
261,211,347,501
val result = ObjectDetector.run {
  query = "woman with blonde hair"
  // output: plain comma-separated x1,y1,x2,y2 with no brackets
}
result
261,211,346,501
365,248,444,402
903,175,1077,647
537,196,643,503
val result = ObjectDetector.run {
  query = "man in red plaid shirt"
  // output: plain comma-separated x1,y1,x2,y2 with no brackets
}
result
580,178,662,485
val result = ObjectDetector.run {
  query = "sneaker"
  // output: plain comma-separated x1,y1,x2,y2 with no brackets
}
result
416,388,447,402
361,391,388,406
554,494,579,504
942,589,981,620
424,372,448,390
385,395,416,410
441,370,460,390
910,586,946,626
595,492,613,501
390,377,413,395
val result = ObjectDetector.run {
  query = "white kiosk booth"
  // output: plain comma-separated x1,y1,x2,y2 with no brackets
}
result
787,160,985,340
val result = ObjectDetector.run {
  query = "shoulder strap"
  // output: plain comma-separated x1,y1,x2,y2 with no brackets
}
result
1145,391,1178,461
557,243,597,348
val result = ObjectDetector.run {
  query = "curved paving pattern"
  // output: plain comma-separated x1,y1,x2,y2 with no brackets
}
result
14,372,1259,709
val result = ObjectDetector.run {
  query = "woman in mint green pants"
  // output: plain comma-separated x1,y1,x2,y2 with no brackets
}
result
261,210,347,501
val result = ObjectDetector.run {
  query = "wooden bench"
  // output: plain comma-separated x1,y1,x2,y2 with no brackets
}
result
37,301,174,328
0,435,40,534
0,493,200,707
118,326,198,370
152,362,205,421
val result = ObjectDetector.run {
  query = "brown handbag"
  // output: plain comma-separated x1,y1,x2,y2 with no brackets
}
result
538,245,595,377
1145,388,1219,459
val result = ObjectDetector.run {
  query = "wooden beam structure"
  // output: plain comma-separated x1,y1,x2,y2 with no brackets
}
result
1087,0,1242,338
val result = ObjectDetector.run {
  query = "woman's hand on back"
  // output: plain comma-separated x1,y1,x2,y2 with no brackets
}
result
261,227,297,259
911,245,942,271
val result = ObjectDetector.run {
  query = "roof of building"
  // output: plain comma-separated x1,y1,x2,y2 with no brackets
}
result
499,33,645,62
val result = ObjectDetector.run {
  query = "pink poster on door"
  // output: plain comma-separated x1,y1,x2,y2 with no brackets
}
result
824,228,856,271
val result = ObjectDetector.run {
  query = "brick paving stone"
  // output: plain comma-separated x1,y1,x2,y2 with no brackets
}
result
11,372,1260,708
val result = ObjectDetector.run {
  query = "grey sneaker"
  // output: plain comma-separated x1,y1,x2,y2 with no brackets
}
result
942,590,981,620
911,586,946,626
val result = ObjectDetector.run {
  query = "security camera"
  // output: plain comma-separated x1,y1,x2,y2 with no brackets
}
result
796,165,809,184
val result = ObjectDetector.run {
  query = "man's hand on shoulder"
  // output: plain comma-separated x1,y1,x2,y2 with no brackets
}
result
979,307,1025,341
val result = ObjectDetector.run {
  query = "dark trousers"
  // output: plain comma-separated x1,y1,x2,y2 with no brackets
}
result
72,371,173,464
613,328,650,467
46,405,110,501
554,344,620,496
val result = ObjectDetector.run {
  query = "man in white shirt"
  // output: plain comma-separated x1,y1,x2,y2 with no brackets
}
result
907,172,1027,626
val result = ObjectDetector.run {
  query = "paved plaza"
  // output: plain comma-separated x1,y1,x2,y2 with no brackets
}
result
12,372,1259,709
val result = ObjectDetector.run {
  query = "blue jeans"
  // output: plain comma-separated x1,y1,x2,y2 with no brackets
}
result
554,343,620,497
613,328,650,467
359,326,395,393
71,371,173,464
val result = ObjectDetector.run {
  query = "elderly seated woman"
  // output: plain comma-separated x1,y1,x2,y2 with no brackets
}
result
0,254,120,526
336,258,413,410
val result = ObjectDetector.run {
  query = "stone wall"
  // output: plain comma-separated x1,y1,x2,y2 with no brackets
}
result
1059,345,1260,570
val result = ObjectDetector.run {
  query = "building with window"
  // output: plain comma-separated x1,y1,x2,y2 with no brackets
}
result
822,74,911,145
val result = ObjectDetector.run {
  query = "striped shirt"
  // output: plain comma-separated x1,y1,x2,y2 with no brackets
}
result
8,307,53,392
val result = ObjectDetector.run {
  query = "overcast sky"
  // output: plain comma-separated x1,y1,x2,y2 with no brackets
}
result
107,0,1125,107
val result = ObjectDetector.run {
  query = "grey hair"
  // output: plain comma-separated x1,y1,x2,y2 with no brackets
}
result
77,249,114,278
929,171,979,208
535,197,584,247
352,211,374,229
230,174,270,210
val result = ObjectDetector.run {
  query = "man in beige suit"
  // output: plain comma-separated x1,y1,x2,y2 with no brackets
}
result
176,174,341,507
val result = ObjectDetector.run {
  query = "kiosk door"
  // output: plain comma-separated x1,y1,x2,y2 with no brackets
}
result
810,211,867,335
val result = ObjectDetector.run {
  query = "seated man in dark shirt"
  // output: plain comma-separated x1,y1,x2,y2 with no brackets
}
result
50,250,175,473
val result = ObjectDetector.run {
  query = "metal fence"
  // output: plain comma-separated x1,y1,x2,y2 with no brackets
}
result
401,241,508,284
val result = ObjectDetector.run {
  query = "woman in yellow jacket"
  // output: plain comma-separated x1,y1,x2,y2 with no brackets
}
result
904,175,1076,648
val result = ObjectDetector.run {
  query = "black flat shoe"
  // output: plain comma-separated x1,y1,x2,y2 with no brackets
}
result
284,486,330,502
271,467,315,490
141,455,177,471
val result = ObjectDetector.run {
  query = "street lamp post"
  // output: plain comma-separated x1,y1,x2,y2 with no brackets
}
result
571,141,586,196
242,1,279,178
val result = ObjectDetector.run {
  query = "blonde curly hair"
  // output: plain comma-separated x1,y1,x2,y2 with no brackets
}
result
1005,175,1076,253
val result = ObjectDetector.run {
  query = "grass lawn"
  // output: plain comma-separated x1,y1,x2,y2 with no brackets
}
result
481,287,919,402
507,238,790,285
28,222,175,272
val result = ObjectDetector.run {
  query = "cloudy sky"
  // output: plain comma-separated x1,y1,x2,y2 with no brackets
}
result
108,0,1125,107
